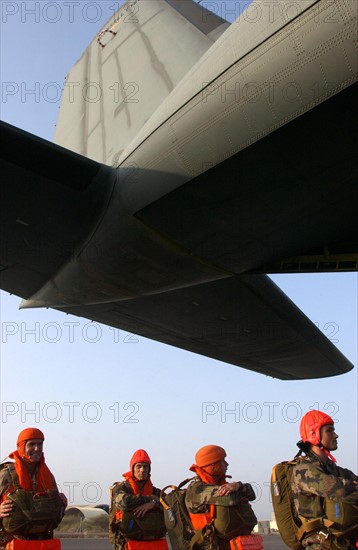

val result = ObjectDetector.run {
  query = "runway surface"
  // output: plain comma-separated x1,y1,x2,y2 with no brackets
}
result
60,535,290,549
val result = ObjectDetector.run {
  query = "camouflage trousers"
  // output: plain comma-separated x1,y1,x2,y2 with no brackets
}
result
109,529,126,550
302,533,356,550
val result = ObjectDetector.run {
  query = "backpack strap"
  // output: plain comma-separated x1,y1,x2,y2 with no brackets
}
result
160,485,178,510
190,521,216,549
160,477,195,510
178,477,196,490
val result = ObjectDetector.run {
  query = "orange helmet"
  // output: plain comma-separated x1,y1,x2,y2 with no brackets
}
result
300,410,334,446
17,428,45,446
130,449,151,471
16,427,45,460
195,445,226,468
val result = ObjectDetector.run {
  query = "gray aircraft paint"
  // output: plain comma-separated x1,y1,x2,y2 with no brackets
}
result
117,0,357,194
2,0,356,379
54,0,229,164
29,0,357,308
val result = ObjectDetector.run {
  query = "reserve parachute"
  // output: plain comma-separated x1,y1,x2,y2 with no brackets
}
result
0,463,65,538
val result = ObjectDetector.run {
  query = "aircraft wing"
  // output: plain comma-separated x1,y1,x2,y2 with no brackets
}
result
1,0,357,380
61,274,353,381
0,121,117,300
0,120,354,380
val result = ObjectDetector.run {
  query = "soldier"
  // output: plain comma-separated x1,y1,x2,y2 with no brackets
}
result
109,449,167,549
0,428,67,548
185,445,257,549
292,410,358,549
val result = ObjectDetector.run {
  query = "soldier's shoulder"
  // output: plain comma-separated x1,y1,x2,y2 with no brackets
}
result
293,454,317,468
0,462,13,470
291,455,328,488
187,478,204,490
186,479,218,498
110,480,127,494
0,463,13,496
0,462,14,478
110,480,121,489
291,455,318,476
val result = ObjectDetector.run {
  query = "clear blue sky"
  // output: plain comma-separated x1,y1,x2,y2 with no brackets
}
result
0,1,357,520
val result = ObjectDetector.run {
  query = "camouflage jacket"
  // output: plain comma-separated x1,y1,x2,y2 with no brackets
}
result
109,479,161,549
0,464,14,547
292,454,357,520
0,465,12,501
291,453,358,548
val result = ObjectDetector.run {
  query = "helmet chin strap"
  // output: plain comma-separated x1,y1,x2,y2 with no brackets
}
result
318,443,337,463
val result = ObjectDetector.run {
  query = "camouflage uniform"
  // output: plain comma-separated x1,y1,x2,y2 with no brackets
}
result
185,479,256,549
0,467,12,496
109,479,161,550
292,453,358,550
0,465,13,548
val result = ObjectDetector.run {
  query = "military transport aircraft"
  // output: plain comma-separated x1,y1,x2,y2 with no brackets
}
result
1,0,357,380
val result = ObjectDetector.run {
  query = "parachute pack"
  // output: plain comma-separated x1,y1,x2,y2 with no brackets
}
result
271,455,358,548
160,478,195,550
109,480,167,545
0,463,65,539
119,508,167,541
271,458,305,550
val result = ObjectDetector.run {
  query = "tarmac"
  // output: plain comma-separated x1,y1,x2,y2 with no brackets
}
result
60,534,290,549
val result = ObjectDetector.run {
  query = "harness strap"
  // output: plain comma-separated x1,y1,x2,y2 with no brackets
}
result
190,521,216,549
297,517,337,542
159,478,195,510
296,518,323,541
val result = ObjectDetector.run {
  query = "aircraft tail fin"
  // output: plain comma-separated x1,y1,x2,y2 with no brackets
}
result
54,0,229,165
